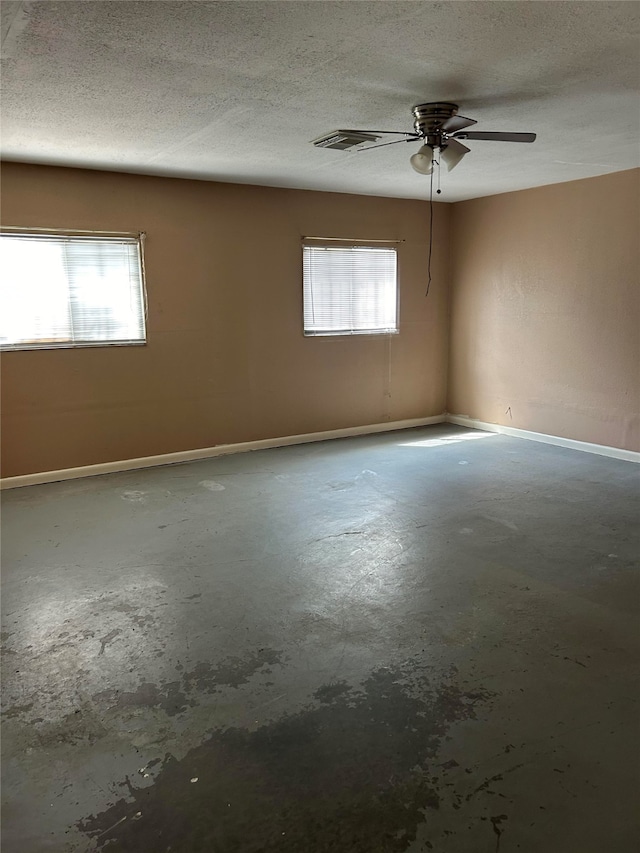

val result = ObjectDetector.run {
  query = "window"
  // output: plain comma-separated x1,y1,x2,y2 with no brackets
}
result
0,231,147,350
303,244,398,336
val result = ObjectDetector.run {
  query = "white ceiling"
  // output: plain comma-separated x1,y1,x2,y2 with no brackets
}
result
1,1,638,202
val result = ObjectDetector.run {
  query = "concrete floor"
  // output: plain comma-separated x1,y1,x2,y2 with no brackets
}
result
1,424,639,853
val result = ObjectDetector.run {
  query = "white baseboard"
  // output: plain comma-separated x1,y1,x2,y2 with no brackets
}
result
446,414,640,463
0,415,446,490
3,412,637,489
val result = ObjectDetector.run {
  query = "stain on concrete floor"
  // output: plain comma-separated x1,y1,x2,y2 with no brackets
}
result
90,648,286,719
182,647,284,691
78,657,492,852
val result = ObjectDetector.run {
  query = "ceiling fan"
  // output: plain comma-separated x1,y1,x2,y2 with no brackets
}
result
312,102,536,174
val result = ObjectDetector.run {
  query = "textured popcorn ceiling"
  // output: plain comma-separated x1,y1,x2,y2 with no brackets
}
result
1,1,638,201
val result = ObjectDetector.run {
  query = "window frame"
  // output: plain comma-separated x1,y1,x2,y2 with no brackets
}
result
0,228,148,352
302,241,400,338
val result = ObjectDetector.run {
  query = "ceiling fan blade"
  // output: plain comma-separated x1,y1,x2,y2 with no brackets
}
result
441,138,470,171
346,129,421,137
312,129,421,150
454,131,536,143
358,137,420,151
441,114,477,133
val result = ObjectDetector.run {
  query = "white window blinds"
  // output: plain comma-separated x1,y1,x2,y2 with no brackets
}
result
303,245,398,336
0,233,146,350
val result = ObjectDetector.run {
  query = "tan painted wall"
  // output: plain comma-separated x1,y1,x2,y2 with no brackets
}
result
1,163,450,477
448,169,640,452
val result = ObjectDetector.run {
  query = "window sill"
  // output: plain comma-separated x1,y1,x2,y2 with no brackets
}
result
0,340,147,352
303,329,399,338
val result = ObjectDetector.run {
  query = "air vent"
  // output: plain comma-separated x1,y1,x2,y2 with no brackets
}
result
312,130,381,150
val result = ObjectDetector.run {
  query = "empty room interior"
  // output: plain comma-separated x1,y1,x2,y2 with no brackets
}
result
1,2,639,852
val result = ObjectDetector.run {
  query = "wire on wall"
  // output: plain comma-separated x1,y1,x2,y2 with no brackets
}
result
425,158,434,297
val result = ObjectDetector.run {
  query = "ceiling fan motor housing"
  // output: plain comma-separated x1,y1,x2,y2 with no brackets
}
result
412,102,460,146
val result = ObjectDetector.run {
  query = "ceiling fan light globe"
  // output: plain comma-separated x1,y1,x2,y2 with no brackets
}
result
410,145,434,175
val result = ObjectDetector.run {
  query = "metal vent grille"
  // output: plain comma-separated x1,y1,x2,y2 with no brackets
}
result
312,130,380,150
